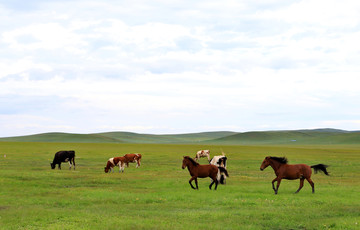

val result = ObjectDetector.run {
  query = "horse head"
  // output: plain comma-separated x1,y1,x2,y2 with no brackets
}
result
182,156,199,169
182,156,188,169
260,156,271,171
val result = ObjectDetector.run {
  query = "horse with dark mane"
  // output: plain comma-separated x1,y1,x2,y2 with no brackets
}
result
182,156,229,190
260,156,329,194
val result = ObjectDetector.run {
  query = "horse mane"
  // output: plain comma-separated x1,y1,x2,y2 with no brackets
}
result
185,156,199,166
270,156,288,164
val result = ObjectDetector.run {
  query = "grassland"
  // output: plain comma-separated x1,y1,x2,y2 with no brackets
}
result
0,142,359,229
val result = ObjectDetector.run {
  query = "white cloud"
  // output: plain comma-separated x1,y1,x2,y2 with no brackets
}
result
2,22,86,52
1,0,360,136
264,0,360,27
0,114,75,137
0,57,52,79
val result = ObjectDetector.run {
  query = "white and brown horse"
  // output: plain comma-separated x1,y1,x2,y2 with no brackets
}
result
124,153,142,168
194,150,210,162
210,154,228,184
104,157,126,173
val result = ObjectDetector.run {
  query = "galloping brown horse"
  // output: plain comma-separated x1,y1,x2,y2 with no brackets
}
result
260,156,329,194
182,156,229,190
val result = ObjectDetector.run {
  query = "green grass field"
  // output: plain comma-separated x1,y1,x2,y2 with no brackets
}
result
0,142,359,229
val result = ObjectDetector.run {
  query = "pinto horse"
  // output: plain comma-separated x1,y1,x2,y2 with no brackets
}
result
210,155,228,184
194,150,210,162
182,156,229,190
260,156,329,194
104,157,126,173
124,153,142,168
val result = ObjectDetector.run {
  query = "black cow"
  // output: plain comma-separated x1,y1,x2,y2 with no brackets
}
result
50,150,76,170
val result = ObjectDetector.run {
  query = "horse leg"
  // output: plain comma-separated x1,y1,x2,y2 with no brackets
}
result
295,178,304,193
275,178,282,195
209,174,218,190
209,180,215,190
189,176,197,189
306,177,315,193
214,179,218,190
194,178,199,190
271,178,277,192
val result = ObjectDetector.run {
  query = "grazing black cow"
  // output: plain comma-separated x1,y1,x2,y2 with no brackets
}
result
50,150,75,170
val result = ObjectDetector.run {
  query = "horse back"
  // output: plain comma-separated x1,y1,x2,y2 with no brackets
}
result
113,157,126,165
196,164,218,178
281,164,312,179
124,154,137,162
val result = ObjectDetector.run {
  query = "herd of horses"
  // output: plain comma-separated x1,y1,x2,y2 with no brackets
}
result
50,149,330,194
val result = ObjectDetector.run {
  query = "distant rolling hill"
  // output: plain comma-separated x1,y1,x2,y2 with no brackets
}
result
0,129,359,145
0,131,236,144
207,129,360,145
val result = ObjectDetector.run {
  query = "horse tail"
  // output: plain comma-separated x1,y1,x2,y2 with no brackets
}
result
218,167,229,177
311,164,329,175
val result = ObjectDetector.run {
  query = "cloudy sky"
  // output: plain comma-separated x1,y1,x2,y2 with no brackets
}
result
1,0,360,137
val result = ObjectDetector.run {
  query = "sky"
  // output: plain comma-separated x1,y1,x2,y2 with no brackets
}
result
1,0,360,137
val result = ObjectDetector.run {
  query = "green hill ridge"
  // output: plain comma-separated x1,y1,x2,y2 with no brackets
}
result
0,129,359,145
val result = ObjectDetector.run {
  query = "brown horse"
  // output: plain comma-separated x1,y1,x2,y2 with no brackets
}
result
104,157,126,173
124,153,142,168
260,156,329,194
182,156,229,190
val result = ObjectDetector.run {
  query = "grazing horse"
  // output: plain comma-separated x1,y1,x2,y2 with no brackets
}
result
182,156,229,190
50,150,75,170
194,150,210,162
210,155,228,184
123,153,142,168
104,157,126,173
260,156,329,194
